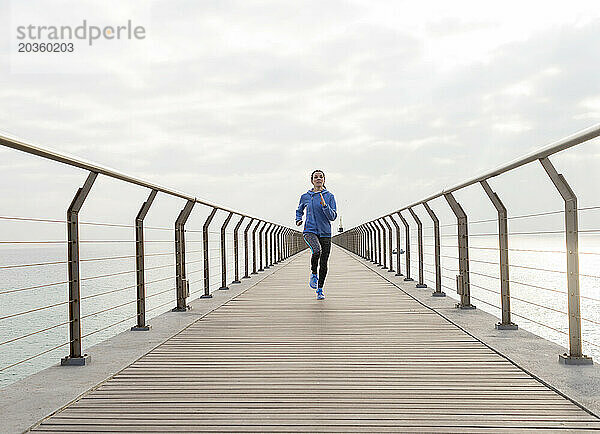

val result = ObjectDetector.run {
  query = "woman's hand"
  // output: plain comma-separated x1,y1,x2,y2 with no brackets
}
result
320,193,326,206
296,220,302,226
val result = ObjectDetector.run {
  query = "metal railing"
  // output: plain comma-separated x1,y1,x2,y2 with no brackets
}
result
0,133,306,375
334,123,600,365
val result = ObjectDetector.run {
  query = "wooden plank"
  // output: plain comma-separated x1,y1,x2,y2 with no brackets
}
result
33,247,600,432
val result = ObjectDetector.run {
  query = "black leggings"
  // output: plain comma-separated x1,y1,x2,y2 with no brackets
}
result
303,233,331,288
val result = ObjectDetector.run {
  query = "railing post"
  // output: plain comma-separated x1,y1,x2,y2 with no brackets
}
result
218,212,234,290
357,226,363,257
61,171,97,366
480,180,516,329
276,226,283,263
251,220,261,274
232,215,245,284
274,225,280,264
540,157,591,364
388,215,403,277
294,229,298,256
243,218,254,278
258,221,267,272
202,207,218,299
283,228,289,259
377,221,382,265
132,189,157,331
362,224,371,260
282,227,287,260
396,212,413,282
363,224,371,260
382,218,394,272
362,224,368,259
372,222,377,263
291,230,296,255
377,219,387,269
271,224,277,266
366,222,373,261
423,202,445,297
273,226,279,263
368,222,377,262
269,224,275,266
408,207,427,288
173,199,195,311
264,223,272,269
444,192,475,309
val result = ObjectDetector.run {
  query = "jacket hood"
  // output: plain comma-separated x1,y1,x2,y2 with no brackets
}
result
307,188,329,195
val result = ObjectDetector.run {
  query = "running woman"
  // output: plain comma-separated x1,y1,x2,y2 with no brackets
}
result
295,169,337,300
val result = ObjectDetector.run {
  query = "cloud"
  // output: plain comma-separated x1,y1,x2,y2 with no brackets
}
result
0,2,599,233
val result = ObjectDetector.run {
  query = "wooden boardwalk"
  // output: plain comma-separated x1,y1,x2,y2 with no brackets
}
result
33,246,600,432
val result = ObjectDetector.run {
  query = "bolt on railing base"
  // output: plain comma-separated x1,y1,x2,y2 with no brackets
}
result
432,291,446,297
200,294,213,299
218,286,229,291
404,277,414,282
171,306,191,312
495,322,518,330
131,325,151,331
559,353,593,365
416,283,427,288
455,303,476,310
61,354,90,366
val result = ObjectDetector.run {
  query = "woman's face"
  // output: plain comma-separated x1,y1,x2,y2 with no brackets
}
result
312,171,324,188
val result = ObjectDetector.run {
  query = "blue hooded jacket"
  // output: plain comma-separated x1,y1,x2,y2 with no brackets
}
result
295,189,337,237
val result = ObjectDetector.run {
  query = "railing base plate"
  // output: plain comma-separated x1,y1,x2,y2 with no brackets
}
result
455,303,476,310
432,291,446,297
416,283,427,288
404,277,414,282
61,354,90,366
218,286,229,291
231,280,241,284
171,306,191,312
200,294,213,299
495,322,518,330
559,353,593,365
131,325,151,331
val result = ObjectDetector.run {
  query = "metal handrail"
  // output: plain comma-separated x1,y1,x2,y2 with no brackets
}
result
335,123,600,365
0,132,307,377
0,132,268,221
385,123,600,213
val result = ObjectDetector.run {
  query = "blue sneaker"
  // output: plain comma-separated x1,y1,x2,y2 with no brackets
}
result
316,288,324,300
309,273,318,289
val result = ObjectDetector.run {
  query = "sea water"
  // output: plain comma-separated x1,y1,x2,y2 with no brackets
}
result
1,234,599,388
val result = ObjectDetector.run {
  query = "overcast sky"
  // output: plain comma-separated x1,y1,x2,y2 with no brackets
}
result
1,0,599,240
